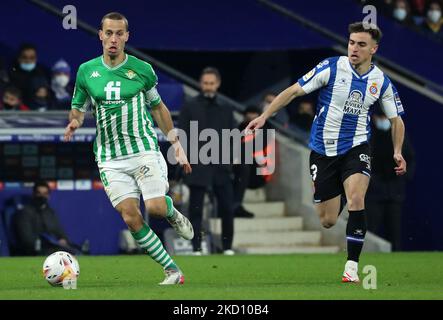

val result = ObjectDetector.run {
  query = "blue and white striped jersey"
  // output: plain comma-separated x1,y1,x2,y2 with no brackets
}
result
298,56,404,156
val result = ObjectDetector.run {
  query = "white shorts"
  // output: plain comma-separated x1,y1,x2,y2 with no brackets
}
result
98,151,169,208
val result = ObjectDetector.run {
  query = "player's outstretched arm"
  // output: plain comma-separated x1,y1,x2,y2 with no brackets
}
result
245,82,305,133
151,102,192,174
64,109,85,142
390,116,407,176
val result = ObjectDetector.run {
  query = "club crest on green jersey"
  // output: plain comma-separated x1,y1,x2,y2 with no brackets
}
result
126,70,137,79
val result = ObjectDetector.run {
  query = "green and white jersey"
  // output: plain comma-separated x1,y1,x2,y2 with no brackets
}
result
71,53,161,163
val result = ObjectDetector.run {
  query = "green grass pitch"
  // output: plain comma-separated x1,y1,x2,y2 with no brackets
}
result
1,253,442,300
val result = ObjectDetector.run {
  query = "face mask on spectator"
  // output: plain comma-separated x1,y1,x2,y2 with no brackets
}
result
20,62,36,72
428,9,442,23
374,118,391,131
53,74,70,87
393,8,407,21
33,195,48,209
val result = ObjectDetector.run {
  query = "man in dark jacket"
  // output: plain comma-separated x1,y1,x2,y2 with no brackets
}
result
13,181,77,256
366,109,416,251
178,67,236,255
8,44,49,108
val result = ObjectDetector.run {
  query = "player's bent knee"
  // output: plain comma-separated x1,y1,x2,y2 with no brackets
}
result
146,198,167,218
122,214,144,231
321,219,335,229
320,216,336,229
347,194,365,211
116,201,143,230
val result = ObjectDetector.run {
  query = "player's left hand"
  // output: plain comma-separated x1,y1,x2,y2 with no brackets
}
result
393,153,407,176
64,119,80,142
173,142,192,174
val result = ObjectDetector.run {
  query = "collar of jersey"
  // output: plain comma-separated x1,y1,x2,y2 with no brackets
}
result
347,60,375,79
101,54,128,70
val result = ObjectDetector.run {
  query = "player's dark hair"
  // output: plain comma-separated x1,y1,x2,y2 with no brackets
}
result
101,12,129,31
348,22,382,43
3,86,22,99
33,180,50,194
200,67,221,81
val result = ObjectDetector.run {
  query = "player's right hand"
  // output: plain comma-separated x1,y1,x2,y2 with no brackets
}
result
64,119,80,142
394,153,407,176
244,115,266,135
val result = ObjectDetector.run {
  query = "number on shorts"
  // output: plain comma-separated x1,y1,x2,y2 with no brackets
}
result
100,171,109,187
310,164,318,181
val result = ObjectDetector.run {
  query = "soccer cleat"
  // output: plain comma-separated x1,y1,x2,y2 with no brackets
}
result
167,209,194,240
223,249,235,256
159,268,185,285
342,260,360,283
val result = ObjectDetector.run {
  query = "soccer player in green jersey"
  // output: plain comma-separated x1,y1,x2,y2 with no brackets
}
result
64,12,194,285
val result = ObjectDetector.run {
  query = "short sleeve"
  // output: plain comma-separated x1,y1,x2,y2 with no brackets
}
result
71,65,91,112
379,76,405,119
143,62,162,108
297,58,333,94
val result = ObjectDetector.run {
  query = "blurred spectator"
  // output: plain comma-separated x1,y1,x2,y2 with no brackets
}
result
365,109,416,251
50,59,73,110
9,43,49,107
411,0,427,24
1,86,29,111
422,1,443,36
261,92,289,128
178,67,236,255
232,106,259,219
233,106,274,218
391,0,415,26
12,181,81,256
30,83,52,111
0,57,9,93
291,100,315,132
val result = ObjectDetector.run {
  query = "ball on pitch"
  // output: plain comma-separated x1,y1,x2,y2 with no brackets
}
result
42,251,80,286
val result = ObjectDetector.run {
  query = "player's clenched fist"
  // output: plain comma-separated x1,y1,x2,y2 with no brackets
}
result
64,119,80,142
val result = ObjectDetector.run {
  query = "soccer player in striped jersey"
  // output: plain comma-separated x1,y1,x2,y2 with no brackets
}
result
64,12,194,285
246,22,407,283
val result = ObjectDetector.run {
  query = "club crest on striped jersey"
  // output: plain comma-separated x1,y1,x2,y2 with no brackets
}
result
125,70,137,79
369,83,378,95
343,90,364,115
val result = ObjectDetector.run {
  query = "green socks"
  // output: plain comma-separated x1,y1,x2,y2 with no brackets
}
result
131,222,178,270
165,195,176,219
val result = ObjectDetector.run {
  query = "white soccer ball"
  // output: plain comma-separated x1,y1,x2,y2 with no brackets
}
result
42,251,80,286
